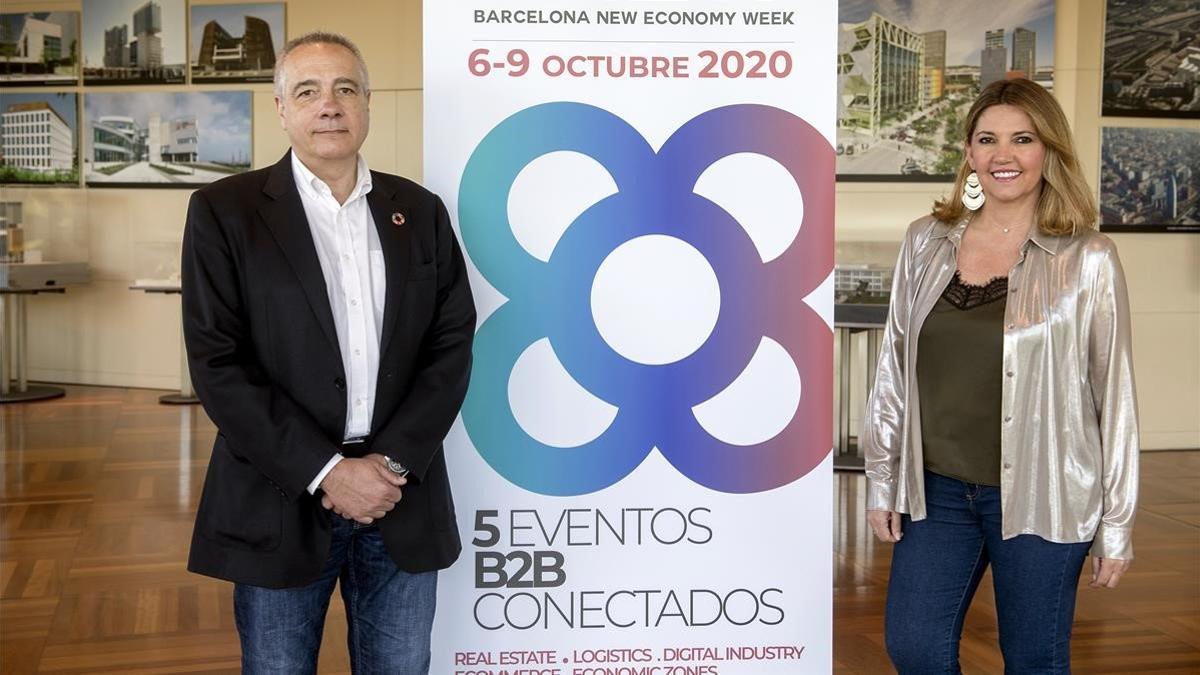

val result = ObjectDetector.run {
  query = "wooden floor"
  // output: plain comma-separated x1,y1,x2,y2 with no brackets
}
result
2,385,1198,674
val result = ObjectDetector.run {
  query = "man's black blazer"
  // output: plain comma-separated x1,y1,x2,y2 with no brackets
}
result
181,151,475,588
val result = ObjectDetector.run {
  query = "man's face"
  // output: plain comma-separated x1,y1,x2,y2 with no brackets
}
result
275,42,370,168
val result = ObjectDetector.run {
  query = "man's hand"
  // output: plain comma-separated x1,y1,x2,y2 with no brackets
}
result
1090,556,1131,589
319,454,407,524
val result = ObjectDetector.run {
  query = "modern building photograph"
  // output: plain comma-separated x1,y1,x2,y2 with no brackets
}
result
82,0,185,85
0,92,77,184
1102,0,1200,118
836,0,1055,179
83,91,251,186
1100,126,1200,232
0,12,79,86
190,3,284,83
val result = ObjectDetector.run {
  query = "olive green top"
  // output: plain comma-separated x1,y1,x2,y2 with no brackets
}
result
916,272,1008,487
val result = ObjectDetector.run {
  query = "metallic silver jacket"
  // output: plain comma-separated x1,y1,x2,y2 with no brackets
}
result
863,215,1139,560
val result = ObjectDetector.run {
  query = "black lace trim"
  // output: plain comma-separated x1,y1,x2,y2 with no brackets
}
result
942,271,1008,310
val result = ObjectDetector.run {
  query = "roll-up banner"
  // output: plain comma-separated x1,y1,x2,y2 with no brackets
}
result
425,2,835,672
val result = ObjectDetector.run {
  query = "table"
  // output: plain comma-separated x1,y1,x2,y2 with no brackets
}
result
129,284,198,405
1,288,67,403
833,303,888,471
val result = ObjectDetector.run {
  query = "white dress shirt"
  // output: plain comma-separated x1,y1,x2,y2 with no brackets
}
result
290,153,387,493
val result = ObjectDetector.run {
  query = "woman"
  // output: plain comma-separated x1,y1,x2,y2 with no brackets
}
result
862,78,1139,674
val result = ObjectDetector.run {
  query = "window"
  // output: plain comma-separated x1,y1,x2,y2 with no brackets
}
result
838,54,855,75
853,27,871,51
44,35,61,61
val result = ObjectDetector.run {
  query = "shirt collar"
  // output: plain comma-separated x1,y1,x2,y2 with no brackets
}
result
934,212,1061,256
290,151,373,204
1026,226,1061,255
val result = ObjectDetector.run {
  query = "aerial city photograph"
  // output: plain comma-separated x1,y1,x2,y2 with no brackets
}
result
836,0,1055,179
1102,0,1200,118
1100,127,1200,232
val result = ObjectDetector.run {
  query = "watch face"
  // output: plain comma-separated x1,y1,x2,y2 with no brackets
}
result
385,456,410,478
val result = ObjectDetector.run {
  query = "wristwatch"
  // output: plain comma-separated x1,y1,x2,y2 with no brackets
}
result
384,456,410,478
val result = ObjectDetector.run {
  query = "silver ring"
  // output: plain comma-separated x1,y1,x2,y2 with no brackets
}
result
385,456,409,477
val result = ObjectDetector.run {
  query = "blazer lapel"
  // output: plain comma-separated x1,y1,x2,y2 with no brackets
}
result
367,175,412,360
258,152,341,357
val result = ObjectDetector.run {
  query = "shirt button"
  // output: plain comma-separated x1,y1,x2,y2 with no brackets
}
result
1007,323,1015,330
1006,371,1014,377
350,298,359,307
356,398,364,406
1004,463,1012,470
1004,415,1013,423
1010,288,1018,294
342,253,351,261
354,349,361,356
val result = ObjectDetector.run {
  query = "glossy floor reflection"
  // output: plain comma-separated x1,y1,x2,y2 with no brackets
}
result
2,386,1198,673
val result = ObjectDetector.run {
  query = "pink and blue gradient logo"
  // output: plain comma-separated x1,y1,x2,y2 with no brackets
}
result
459,103,832,496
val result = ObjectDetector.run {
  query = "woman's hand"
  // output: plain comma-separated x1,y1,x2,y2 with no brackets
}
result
1090,557,1131,589
867,510,903,543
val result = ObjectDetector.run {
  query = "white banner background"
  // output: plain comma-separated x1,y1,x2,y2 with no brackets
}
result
425,2,835,672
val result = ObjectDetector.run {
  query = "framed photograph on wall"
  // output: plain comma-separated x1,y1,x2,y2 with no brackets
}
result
0,12,80,86
82,0,185,85
190,3,284,84
83,91,251,187
0,92,78,185
836,0,1056,181
1101,0,1200,119
1099,126,1200,233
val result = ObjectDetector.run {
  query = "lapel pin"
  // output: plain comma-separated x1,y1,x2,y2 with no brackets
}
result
391,212,405,226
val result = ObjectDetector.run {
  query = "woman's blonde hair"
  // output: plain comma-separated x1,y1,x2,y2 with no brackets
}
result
932,78,1097,235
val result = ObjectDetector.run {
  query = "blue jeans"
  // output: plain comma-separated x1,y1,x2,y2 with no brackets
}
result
234,517,437,674
885,471,1091,675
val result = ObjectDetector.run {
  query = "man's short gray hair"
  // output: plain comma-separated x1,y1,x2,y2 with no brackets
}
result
273,31,371,98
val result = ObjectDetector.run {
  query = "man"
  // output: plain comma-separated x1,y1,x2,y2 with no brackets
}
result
182,32,474,673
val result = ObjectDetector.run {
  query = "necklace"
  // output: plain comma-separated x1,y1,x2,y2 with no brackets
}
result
969,214,1027,236
994,222,1026,235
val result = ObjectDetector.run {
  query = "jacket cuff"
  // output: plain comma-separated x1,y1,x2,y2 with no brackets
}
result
867,480,897,512
1090,524,1133,560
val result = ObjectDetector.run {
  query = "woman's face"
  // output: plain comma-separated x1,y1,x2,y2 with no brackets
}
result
965,104,1046,210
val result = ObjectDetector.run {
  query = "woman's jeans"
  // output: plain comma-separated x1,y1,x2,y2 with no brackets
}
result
234,517,437,674
885,471,1092,675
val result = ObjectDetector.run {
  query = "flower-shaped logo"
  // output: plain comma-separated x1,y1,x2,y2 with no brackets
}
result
459,103,832,496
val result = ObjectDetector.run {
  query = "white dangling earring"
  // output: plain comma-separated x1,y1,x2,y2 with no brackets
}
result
962,171,985,211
